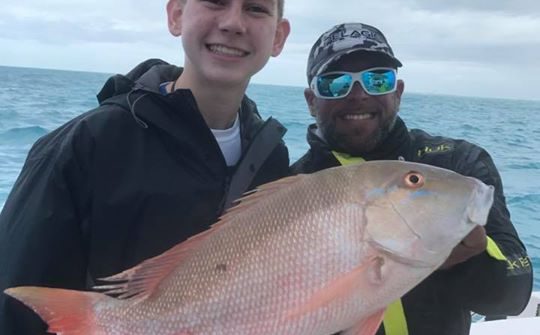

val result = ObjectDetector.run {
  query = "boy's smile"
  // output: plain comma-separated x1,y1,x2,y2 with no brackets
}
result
207,44,250,58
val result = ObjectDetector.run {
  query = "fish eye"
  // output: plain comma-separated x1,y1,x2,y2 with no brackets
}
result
404,171,424,189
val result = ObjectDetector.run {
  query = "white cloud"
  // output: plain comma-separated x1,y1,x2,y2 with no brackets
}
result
1,0,539,100
402,60,540,101
405,0,540,15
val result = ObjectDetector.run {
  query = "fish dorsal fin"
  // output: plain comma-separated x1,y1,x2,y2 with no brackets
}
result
220,174,307,222
94,175,307,300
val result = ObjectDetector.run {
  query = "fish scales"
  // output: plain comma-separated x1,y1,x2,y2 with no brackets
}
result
149,168,367,334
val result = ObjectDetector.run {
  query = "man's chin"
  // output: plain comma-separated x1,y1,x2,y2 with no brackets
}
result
324,119,396,156
331,139,378,156
320,127,380,156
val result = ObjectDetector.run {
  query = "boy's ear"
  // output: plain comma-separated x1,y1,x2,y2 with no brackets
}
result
271,19,291,57
167,0,183,36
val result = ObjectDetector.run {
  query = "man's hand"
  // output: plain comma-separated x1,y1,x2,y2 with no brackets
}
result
439,225,487,270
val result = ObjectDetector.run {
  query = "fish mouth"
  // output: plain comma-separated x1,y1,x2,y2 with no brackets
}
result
466,180,494,226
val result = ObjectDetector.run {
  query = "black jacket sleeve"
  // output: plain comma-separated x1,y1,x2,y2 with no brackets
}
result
0,120,92,335
445,144,533,316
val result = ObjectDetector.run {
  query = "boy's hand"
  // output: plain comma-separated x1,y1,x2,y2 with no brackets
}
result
439,225,487,270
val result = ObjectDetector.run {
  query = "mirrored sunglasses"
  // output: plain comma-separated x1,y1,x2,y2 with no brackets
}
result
311,67,397,99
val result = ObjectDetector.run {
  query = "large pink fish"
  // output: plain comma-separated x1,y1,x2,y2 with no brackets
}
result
5,161,494,335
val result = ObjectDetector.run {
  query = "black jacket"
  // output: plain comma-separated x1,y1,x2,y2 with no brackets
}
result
0,59,289,334
292,118,532,335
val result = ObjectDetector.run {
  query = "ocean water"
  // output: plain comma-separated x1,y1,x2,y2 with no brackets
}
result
1,66,539,290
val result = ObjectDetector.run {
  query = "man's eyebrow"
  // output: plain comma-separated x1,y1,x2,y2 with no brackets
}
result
257,0,277,7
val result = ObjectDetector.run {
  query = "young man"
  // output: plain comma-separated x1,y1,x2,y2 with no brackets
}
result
292,23,532,335
0,0,290,333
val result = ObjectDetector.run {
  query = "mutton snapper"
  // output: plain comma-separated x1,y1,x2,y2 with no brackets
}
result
5,161,494,335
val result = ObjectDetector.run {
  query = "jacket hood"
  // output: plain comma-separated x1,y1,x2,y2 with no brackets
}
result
96,59,179,103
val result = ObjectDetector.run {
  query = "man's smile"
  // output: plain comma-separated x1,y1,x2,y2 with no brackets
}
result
341,113,376,121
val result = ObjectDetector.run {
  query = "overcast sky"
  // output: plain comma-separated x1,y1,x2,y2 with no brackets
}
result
1,0,539,101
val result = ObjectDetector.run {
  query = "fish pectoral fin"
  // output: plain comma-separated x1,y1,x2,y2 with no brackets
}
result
342,309,386,335
286,257,384,319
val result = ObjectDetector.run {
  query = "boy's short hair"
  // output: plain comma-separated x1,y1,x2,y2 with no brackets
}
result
277,0,284,19
179,0,284,19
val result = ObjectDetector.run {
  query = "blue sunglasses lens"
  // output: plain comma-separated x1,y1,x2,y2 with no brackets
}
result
316,69,396,98
361,69,396,95
316,73,353,98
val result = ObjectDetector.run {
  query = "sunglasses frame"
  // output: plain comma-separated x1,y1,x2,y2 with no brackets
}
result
311,67,398,99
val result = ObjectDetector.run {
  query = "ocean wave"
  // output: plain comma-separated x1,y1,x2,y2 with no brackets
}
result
507,194,540,205
506,162,540,170
526,237,540,252
0,126,48,144
460,124,482,132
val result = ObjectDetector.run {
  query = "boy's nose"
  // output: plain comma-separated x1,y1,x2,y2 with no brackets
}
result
218,5,247,34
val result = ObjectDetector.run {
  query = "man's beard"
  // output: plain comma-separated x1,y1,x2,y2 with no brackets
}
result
321,115,398,156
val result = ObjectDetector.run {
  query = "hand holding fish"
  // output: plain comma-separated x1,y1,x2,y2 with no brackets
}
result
439,225,488,270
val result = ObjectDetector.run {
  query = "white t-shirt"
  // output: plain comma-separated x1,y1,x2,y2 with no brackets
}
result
160,82,242,167
210,114,241,167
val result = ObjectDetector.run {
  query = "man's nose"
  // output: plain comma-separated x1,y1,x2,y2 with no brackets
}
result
218,5,247,35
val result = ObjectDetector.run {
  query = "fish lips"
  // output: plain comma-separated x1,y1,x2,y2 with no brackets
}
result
465,180,495,227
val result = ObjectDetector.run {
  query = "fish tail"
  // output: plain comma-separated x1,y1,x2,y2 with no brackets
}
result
4,286,111,334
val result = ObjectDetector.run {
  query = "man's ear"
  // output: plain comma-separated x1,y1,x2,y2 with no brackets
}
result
395,79,405,107
271,19,291,57
304,88,318,117
167,0,183,36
